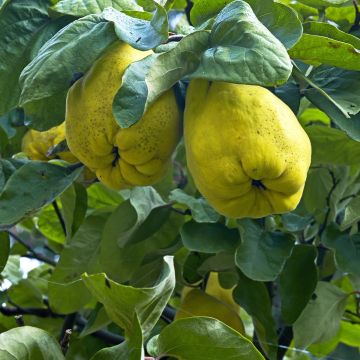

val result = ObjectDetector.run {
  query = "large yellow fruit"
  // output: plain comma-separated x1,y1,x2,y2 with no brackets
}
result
22,123,77,163
184,80,312,219
65,42,181,190
176,272,245,334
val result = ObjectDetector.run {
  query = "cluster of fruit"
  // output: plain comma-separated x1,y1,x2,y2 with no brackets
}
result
22,42,312,219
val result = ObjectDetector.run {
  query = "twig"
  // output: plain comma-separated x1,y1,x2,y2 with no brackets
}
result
52,200,66,237
166,34,184,43
6,231,57,266
60,329,72,355
59,313,77,342
14,315,25,326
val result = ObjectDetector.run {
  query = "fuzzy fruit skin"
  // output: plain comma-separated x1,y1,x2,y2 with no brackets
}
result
176,273,245,334
65,42,181,190
22,123,77,163
184,79,312,219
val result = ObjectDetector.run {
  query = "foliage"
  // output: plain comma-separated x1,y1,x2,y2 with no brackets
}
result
0,0,359,359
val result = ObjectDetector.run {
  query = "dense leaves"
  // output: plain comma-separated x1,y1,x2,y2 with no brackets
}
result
0,0,360,359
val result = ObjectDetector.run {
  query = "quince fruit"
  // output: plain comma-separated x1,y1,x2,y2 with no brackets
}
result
22,122,77,163
184,80,311,218
65,42,181,190
175,272,245,334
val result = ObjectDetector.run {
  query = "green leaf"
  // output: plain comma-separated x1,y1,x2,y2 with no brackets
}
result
302,167,333,221
340,321,360,348
293,281,348,349
37,203,66,244
82,256,175,338
87,182,123,209
180,220,240,253
0,0,51,116
48,213,109,313
281,213,313,232
190,1,292,86
79,304,110,337
244,0,303,49
169,189,219,223
289,34,360,71
342,196,360,229
19,6,168,129
0,162,82,228
0,326,65,360
113,30,209,128
191,0,303,49
1,255,23,285
322,224,360,277
304,22,360,50
60,182,88,239
151,317,265,360
279,245,318,324
233,271,278,359
235,219,295,282
0,231,9,273
306,126,360,165
91,314,143,360
308,66,360,116
52,0,142,16
297,0,351,8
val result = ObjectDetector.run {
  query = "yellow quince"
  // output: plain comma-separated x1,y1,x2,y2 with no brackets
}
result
65,42,181,190
184,80,311,219
22,122,77,163
176,272,245,334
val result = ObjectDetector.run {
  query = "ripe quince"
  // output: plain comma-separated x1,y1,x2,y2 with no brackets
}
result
65,42,181,190
22,122,77,163
176,272,245,334
184,80,311,218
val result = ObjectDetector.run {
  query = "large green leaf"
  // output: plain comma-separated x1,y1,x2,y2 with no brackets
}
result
279,245,318,324
191,0,302,49
322,224,360,277
113,30,209,128
233,271,278,359
82,256,175,338
0,162,82,228
305,126,360,165
150,317,265,360
289,34,360,71
19,6,168,130
48,213,109,313
180,221,240,254
190,1,292,86
0,326,65,360
293,281,348,349
235,219,295,281
0,231,9,273
52,0,142,16
0,0,51,116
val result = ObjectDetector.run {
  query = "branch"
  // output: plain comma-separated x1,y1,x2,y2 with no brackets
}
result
59,313,77,342
52,200,66,237
6,231,57,266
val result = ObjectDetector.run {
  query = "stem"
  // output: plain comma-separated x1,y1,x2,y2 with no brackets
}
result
52,200,66,237
318,7,326,22
6,231,57,266
60,329,72,355
59,313,77,342
14,315,25,326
